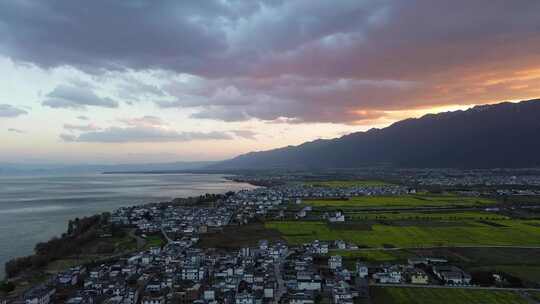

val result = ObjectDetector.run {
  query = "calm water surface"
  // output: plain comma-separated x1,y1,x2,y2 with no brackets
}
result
0,173,256,278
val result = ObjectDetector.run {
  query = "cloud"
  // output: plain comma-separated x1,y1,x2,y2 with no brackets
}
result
0,104,28,118
61,125,233,143
60,115,255,142
77,115,90,120
119,115,166,128
2,1,540,124
63,123,101,132
43,85,118,109
7,128,25,133
0,1,231,74
164,76,415,124
113,75,165,102
230,130,258,140
190,106,252,122
59,133,77,142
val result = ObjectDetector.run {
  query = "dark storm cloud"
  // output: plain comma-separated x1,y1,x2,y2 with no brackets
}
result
2,0,540,124
0,0,388,77
165,76,416,123
0,104,28,117
0,1,233,74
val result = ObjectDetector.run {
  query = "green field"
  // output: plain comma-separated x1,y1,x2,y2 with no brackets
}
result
447,247,540,266
144,235,166,249
349,210,508,221
469,265,540,284
304,194,495,210
307,180,393,187
370,287,528,304
265,219,540,247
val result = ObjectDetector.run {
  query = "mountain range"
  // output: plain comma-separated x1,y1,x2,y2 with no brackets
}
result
214,99,540,169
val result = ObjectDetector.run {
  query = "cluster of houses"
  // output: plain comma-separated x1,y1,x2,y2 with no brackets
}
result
2,183,484,304
277,184,408,199
279,246,368,304
111,205,234,237
2,242,475,304
11,241,289,304
353,255,471,287
404,168,540,187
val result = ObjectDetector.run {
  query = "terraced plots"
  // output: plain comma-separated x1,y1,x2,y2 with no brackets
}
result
306,180,393,187
303,194,495,210
370,287,530,304
348,210,508,221
271,194,540,247
265,219,540,248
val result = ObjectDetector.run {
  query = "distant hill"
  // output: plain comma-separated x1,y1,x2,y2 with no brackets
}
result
214,99,540,169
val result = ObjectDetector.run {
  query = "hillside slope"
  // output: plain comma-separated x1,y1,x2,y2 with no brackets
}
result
214,99,540,169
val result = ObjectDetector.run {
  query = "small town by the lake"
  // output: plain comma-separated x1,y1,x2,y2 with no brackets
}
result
2,1,540,303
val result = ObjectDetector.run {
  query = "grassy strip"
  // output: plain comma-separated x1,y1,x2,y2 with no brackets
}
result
306,180,393,187
304,195,495,209
348,211,508,221
468,265,540,285
370,287,529,304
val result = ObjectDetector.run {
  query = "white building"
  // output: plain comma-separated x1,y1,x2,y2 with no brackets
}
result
329,256,343,270
355,262,369,279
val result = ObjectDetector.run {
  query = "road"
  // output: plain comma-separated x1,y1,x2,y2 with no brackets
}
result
160,226,173,243
274,252,292,303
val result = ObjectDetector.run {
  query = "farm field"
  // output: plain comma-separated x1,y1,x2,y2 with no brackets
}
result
348,210,508,221
198,223,284,249
328,250,410,264
530,291,540,302
304,194,496,210
143,235,166,249
330,247,540,266
469,265,540,285
265,220,540,248
449,247,540,266
306,180,393,187
370,287,529,304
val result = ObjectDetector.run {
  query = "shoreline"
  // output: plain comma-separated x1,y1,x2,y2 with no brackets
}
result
0,191,236,298
0,173,256,281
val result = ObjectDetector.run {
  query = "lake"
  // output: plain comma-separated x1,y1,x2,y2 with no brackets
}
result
0,173,256,279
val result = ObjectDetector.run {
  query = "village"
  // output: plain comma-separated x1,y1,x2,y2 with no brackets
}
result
4,181,518,304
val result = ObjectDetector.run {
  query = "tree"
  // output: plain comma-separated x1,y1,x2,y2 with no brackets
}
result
0,281,15,293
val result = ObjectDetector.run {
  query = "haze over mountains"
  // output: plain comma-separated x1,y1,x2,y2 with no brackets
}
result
4,99,538,175
0,161,215,175
214,99,540,170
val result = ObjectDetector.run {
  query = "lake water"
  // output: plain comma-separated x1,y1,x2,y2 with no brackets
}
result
0,173,256,279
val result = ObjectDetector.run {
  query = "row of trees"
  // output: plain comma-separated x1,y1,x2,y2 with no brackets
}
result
5,214,102,278
0,280,15,293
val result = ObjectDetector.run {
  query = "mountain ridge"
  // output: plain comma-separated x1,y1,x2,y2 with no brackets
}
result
213,99,540,169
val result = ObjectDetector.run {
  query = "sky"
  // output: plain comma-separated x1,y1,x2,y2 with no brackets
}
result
0,0,539,164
